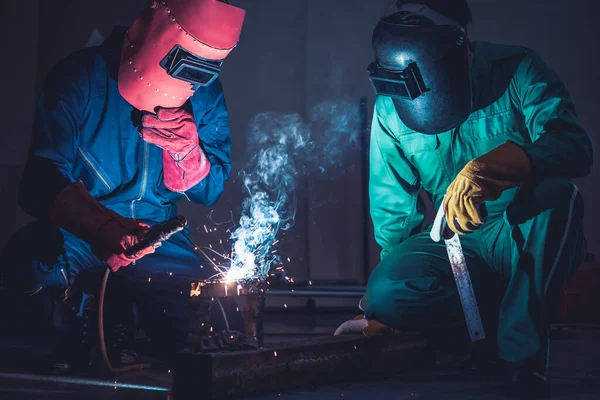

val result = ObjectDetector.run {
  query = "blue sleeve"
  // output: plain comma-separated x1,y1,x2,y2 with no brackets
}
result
19,58,88,218
185,79,232,206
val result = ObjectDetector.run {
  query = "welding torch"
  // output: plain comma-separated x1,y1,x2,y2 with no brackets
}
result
123,215,188,257
99,215,188,374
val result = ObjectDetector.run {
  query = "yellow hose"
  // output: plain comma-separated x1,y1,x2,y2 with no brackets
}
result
98,268,152,374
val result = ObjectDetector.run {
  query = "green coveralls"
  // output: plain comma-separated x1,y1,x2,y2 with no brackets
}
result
362,41,594,368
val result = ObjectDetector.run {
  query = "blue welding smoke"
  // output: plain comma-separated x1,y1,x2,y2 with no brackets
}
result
225,100,360,281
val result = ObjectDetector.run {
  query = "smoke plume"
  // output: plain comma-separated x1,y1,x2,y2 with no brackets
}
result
225,100,360,281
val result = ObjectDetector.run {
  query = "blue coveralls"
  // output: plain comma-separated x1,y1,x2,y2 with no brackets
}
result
3,27,237,346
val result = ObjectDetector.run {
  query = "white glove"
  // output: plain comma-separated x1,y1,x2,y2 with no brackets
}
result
334,317,368,336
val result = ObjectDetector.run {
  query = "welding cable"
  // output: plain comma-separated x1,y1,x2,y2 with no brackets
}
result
98,268,152,374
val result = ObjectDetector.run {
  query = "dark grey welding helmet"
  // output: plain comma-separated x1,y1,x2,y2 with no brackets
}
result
367,9,471,134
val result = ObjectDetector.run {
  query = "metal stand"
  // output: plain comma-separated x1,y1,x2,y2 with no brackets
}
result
187,280,267,352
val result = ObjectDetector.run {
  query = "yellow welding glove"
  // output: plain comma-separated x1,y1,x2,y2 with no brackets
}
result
444,141,533,235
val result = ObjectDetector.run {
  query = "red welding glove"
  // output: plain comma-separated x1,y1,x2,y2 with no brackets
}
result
139,107,211,193
49,180,156,272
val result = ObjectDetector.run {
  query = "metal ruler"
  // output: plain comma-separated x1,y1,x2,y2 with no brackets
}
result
431,203,485,342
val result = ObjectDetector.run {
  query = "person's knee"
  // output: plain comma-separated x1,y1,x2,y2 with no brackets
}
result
1,222,68,296
537,177,581,211
363,270,393,318
364,265,442,323
507,177,581,225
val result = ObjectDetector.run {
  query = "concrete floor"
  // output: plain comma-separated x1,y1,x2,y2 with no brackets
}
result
248,329,600,400
0,312,599,399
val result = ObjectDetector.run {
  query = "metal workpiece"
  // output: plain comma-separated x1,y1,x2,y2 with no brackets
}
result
431,201,485,342
187,280,267,352
444,233,485,342
190,279,266,298
241,294,265,348
187,295,216,352
174,334,428,400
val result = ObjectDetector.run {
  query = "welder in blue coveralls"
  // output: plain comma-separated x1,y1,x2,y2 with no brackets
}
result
1,0,246,372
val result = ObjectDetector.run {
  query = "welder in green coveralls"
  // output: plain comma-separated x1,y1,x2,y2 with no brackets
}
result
335,0,593,395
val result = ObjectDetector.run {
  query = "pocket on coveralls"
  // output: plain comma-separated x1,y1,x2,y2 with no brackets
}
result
399,134,439,156
398,134,446,191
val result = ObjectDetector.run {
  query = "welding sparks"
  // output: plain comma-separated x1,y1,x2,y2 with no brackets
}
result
219,102,359,282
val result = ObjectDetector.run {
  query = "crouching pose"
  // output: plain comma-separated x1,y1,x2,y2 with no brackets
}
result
337,1,592,396
1,0,246,372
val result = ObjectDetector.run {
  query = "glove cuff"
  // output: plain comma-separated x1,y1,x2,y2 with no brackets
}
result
162,146,211,192
48,180,120,245
463,141,533,198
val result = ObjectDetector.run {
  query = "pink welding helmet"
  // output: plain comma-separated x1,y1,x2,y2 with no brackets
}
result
119,0,246,112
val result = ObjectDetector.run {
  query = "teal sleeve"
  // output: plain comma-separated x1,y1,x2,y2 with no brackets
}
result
369,98,424,261
517,52,594,179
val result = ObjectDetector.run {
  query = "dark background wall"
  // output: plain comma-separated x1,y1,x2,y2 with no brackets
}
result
1,0,598,286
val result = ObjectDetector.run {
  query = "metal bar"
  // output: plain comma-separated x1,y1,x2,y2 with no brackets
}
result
266,289,364,298
174,334,428,399
268,284,366,291
0,373,169,392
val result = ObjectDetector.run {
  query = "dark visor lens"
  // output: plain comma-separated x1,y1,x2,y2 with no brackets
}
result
369,75,411,99
367,62,428,100
171,63,217,86
161,45,223,89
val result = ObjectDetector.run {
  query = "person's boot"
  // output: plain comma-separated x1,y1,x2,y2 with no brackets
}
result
500,363,551,399
106,322,140,366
